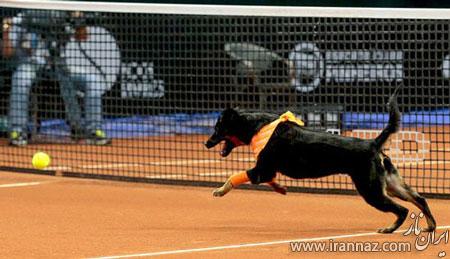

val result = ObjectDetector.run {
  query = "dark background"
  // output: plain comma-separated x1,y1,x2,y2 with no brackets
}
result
1,4,450,122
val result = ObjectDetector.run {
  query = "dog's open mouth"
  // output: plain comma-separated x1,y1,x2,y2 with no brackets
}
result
220,139,235,157
206,135,242,157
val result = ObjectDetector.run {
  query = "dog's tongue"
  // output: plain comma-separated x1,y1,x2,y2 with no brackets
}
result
220,139,234,157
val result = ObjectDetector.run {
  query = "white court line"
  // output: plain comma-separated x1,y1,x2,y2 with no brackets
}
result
146,171,236,179
46,166,72,171
144,174,188,179
0,181,48,188
90,225,450,259
149,159,216,166
83,163,141,169
46,161,206,171
236,157,255,162
46,158,238,172
199,171,235,177
44,156,450,177
47,164,141,171
397,160,450,167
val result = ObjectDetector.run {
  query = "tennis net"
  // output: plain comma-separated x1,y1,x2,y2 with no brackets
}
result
0,0,449,197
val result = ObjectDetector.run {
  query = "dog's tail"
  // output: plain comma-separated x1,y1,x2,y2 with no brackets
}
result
373,85,401,150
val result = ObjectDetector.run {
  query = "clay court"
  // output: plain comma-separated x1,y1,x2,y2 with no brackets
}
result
0,128,449,258
0,171,449,258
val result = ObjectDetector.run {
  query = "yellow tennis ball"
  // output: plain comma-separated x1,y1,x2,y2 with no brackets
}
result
32,152,51,170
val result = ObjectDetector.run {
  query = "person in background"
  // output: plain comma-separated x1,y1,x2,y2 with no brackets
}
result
2,10,111,146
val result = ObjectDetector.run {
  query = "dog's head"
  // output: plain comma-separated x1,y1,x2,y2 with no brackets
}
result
205,108,246,157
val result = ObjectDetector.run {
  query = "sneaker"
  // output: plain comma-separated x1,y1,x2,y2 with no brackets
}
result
70,127,86,141
9,131,28,146
85,129,111,146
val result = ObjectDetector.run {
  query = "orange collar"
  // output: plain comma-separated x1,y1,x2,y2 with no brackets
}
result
250,111,304,158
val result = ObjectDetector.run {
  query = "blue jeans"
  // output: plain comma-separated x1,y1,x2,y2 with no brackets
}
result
8,61,104,134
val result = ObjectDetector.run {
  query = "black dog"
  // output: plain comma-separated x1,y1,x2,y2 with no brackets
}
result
205,93,436,234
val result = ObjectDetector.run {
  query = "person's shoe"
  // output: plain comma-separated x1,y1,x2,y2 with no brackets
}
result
9,131,28,146
85,129,111,146
70,127,86,141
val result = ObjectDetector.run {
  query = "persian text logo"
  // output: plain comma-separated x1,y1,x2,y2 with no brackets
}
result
403,212,448,257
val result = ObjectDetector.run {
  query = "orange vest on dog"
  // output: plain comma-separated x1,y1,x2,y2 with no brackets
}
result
229,111,304,187
250,111,304,158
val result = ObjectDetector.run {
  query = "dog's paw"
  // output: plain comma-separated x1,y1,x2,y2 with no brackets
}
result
270,182,287,195
377,227,395,234
212,188,226,197
273,186,287,195
212,181,233,197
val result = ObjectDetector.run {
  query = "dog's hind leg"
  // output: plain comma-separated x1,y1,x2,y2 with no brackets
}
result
365,193,409,234
383,157,436,232
352,164,409,234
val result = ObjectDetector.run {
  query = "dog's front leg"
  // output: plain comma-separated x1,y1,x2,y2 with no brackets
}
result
213,171,249,197
212,179,233,197
268,181,287,195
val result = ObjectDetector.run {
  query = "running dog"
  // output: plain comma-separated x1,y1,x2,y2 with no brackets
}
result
205,92,436,234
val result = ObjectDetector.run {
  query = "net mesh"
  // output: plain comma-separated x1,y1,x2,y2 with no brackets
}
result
0,3,449,197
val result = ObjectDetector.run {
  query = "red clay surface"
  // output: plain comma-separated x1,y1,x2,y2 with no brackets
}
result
0,126,449,257
0,171,448,258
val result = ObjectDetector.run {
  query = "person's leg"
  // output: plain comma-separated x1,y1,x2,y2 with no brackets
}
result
56,67,84,138
8,63,38,146
73,73,110,145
